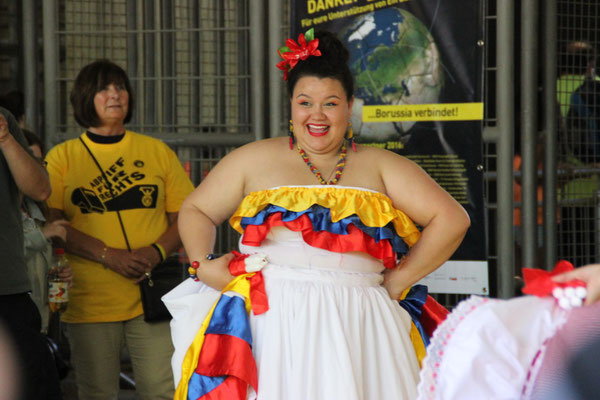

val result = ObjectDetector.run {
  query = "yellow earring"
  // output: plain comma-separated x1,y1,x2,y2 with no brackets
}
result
346,122,356,152
289,120,294,149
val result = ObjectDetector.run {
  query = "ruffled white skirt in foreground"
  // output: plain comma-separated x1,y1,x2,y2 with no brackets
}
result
416,295,569,400
164,236,420,400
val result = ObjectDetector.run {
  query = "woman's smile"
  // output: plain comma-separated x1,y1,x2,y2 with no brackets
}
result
307,123,329,136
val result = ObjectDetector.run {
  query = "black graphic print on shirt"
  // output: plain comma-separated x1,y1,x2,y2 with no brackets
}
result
71,156,157,214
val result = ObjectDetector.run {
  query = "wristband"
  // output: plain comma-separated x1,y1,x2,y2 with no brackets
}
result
151,243,167,262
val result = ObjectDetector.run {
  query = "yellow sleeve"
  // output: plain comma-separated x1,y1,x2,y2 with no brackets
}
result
163,145,195,213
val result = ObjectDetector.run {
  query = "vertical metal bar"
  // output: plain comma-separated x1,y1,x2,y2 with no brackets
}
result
106,1,111,59
162,0,175,132
42,0,58,147
191,0,200,129
217,0,225,131
192,0,202,186
22,0,38,134
137,0,145,132
154,0,163,132
238,1,249,134
268,0,283,138
542,0,557,269
521,0,539,269
250,1,265,140
126,0,138,127
144,0,155,129
496,0,515,298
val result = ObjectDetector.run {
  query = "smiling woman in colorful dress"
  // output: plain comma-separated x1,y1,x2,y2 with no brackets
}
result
172,30,470,400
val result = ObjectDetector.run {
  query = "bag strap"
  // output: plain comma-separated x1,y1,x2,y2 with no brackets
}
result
79,136,131,251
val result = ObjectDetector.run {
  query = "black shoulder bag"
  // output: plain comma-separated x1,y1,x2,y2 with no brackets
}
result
79,137,185,322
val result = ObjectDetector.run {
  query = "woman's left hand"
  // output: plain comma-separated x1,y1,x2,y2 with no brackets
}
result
132,246,162,283
383,257,410,300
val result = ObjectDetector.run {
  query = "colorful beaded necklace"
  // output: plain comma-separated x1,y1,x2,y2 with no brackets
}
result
297,143,347,185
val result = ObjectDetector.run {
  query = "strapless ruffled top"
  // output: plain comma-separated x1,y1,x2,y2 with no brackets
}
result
229,186,421,269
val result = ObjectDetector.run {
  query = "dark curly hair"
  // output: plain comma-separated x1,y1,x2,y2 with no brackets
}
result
286,30,354,100
70,59,134,128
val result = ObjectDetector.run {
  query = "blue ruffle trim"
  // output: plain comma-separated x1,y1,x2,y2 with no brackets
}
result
240,204,410,255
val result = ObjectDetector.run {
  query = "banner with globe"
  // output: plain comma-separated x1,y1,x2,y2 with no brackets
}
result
291,0,488,295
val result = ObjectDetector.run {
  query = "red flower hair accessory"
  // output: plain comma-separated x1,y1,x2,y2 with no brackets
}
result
276,28,322,80
522,260,587,309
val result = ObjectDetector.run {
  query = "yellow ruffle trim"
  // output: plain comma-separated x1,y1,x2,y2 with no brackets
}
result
229,186,421,246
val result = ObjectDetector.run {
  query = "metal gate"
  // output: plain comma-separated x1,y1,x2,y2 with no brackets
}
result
31,0,600,300
40,0,288,255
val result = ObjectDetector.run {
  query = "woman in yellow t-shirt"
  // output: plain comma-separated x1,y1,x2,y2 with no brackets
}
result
45,59,194,400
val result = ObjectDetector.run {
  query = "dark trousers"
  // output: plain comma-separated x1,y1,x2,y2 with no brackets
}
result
0,293,62,400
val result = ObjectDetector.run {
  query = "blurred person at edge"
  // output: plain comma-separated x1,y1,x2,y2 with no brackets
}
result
525,264,600,400
0,107,61,399
21,128,71,333
44,59,194,400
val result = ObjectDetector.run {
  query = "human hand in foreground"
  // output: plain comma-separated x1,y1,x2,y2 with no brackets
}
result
553,263,600,305
42,219,69,242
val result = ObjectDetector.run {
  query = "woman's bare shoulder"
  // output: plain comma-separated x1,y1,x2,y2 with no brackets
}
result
227,137,286,159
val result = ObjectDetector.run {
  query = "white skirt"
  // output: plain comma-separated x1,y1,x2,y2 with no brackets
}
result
164,230,420,400
416,295,570,400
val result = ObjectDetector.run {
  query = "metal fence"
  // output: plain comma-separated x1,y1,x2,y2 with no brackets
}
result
29,0,600,302
555,1,600,268
41,0,271,255
45,0,254,141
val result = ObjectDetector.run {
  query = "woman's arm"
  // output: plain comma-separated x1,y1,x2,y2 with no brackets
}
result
48,208,150,279
177,206,235,290
177,146,248,290
380,152,471,299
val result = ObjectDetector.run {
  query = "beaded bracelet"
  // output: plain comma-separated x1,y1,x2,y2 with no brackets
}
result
188,253,216,279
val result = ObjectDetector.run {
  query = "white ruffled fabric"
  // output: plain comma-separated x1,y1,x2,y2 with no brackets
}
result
416,295,569,400
164,227,420,400
162,277,220,387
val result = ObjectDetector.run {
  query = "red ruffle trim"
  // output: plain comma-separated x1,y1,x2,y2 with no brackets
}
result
241,212,397,268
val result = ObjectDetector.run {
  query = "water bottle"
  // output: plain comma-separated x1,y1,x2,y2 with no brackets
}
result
48,248,69,313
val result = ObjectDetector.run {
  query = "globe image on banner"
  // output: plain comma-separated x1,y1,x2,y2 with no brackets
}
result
341,8,443,143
